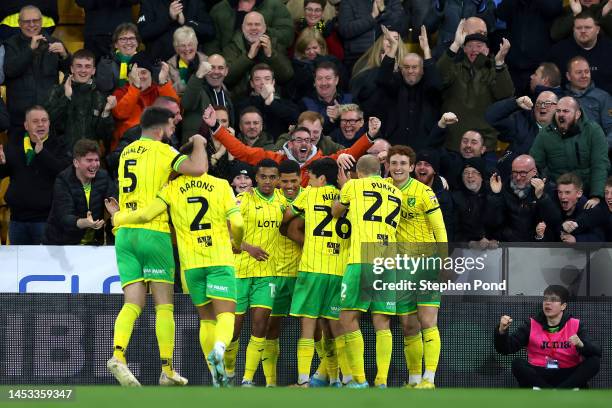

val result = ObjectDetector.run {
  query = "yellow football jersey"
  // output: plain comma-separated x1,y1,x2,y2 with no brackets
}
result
118,137,187,233
340,176,402,264
157,174,240,270
235,188,285,278
274,188,303,277
292,185,350,276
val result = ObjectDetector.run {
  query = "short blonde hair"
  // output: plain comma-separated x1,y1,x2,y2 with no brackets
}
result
173,26,198,49
294,28,328,60
338,103,363,118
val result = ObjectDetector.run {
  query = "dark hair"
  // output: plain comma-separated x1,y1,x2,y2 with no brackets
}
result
278,159,300,176
112,22,141,46
153,96,179,107
73,139,100,159
315,60,339,77
574,10,599,24
72,48,96,64
308,158,339,188
25,105,47,118
606,176,612,188
140,106,174,130
544,285,570,304
256,158,279,174
291,126,311,139
303,0,326,8
557,172,583,190
240,106,263,120
212,105,228,114
539,62,561,87
250,63,274,79
386,145,416,165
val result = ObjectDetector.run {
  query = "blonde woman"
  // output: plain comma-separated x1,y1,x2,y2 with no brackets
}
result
167,26,208,96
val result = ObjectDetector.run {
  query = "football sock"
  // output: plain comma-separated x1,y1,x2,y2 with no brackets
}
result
112,303,141,363
422,326,441,383
224,339,239,377
199,320,216,373
155,304,175,375
374,329,392,386
344,330,366,383
336,334,352,383
262,338,280,386
243,335,265,382
215,312,234,348
324,337,339,382
313,339,328,379
297,338,315,384
404,333,424,384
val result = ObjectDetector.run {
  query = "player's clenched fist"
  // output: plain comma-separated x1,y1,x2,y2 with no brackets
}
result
499,315,512,334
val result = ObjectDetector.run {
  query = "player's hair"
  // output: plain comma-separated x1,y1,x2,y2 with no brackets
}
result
298,111,324,125
309,158,339,188
140,106,175,130
72,49,96,64
256,158,279,174
73,139,100,159
543,285,570,304
567,55,590,72
606,176,612,188
538,62,561,88
315,60,339,77
112,22,141,46
291,126,311,139
25,105,48,119
279,159,300,176
250,63,274,79
356,154,381,177
386,145,416,165
556,172,583,190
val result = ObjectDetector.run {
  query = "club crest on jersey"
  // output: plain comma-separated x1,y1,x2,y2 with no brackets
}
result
408,197,416,207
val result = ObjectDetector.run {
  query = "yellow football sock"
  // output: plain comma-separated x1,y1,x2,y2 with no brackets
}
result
374,329,392,386
155,304,175,375
344,330,366,383
336,335,352,381
243,335,266,381
313,339,328,379
404,332,424,384
199,320,216,373
262,339,280,386
297,338,315,384
422,326,441,382
215,312,235,347
112,303,141,363
324,337,339,381
224,339,239,377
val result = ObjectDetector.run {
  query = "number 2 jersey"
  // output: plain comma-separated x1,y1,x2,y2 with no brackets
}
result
157,173,240,270
340,176,402,265
291,185,350,276
118,138,187,233
235,188,286,278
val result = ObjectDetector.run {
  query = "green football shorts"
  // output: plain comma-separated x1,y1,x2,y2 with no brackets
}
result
290,272,342,320
396,262,441,315
235,276,278,314
184,266,237,306
271,276,297,316
340,263,395,315
115,228,175,287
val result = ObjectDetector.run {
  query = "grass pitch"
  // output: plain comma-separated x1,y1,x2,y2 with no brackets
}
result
1,387,611,408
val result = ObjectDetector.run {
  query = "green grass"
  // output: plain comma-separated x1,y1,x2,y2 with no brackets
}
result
1,387,611,408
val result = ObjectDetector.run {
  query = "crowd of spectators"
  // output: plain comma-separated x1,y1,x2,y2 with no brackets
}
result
0,0,611,245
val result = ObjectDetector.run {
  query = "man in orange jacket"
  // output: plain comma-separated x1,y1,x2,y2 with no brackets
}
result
201,105,381,186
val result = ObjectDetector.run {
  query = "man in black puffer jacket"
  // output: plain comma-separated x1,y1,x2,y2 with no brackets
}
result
45,139,117,245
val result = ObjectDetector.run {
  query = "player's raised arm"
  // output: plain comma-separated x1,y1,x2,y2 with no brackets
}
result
176,134,208,176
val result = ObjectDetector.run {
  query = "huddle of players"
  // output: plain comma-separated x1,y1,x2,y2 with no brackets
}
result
105,105,448,389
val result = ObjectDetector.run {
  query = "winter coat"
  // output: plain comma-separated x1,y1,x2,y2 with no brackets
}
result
44,166,117,245
529,113,610,198
564,83,612,147
485,97,542,155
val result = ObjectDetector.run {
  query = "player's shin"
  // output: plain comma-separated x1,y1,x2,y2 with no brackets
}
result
112,303,142,363
404,332,424,385
262,338,280,386
155,304,176,375
297,338,315,385
422,326,441,383
374,329,392,386
344,330,366,383
243,335,266,382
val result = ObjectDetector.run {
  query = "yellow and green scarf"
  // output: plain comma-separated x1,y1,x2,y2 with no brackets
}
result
116,52,133,87
23,133,35,166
